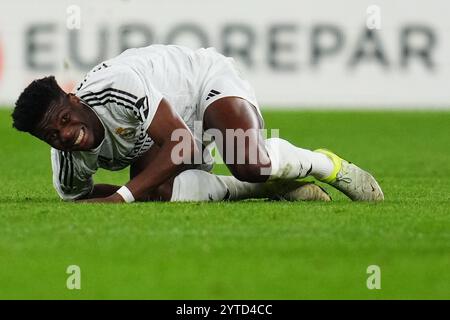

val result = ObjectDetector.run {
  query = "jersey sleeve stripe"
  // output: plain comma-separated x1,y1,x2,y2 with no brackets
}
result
98,155,112,162
85,94,142,120
69,152,74,189
80,88,137,100
63,151,70,188
88,98,136,112
58,151,65,183
84,93,136,106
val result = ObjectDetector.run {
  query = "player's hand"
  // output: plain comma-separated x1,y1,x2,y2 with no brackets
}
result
77,193,125,203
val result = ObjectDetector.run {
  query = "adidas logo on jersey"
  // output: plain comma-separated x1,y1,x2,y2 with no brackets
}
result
206,89,221,101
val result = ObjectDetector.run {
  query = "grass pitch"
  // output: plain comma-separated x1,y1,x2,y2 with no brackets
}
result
0,109,449,299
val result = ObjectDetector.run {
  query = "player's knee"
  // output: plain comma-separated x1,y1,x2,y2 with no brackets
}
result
230,163,267,183
155,182,173,201
143,179,173,201
228,144,271,182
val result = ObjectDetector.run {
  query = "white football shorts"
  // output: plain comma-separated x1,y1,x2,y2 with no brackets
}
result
196,48,264,128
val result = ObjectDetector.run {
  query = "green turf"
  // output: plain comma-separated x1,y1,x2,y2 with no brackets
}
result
0,108,449,299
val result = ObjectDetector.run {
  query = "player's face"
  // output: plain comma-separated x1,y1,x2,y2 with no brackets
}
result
34,94,103,152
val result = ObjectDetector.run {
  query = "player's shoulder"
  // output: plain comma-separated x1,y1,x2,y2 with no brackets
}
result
74,61,142,116
75,61,138,95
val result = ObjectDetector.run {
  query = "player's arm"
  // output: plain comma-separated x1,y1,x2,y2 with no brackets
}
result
78,66,199,203
77,184,120,200
125,98,198,200
84,99,198,203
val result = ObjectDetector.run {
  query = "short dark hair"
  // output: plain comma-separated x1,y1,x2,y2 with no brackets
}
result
12,76,65,133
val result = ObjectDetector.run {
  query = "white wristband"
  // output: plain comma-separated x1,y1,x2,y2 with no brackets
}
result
116,186,135,203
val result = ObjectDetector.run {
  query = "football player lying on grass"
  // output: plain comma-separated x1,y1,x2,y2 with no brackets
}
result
11,45,383,203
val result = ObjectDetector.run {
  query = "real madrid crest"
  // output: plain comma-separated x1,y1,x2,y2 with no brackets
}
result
115,127,136,139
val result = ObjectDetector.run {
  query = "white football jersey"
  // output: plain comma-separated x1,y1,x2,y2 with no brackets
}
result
51,45,216,200
51,44,260,200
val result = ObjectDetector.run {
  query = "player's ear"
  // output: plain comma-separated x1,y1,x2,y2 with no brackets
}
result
67,93,80,106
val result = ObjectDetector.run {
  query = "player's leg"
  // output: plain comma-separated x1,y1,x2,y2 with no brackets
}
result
130,143,331,202
203,97,270,183
198,50,383,201
203,97,384,201
198,54,338,184
171,169,331,202
203,97,335,182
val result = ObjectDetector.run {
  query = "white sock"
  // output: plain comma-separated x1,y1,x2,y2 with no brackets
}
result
171,170,230,202
264,138,334,180
170,169,305,202
220,175,310,200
